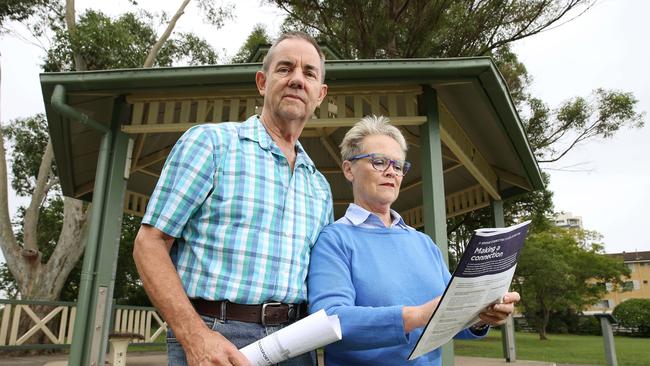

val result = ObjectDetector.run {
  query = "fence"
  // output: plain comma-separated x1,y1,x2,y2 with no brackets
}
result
0,298,167,350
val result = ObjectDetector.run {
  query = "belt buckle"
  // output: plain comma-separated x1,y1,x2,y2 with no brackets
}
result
261,302,282,326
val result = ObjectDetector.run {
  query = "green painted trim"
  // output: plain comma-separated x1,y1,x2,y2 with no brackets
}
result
68,131,112,366
39,58,495,93
0,344,70,351
419,86,454,366
476,67,544,191
0,299,76,306
418,86,449,262
51,85,110,133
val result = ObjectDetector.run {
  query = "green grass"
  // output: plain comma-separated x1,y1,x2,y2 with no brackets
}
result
455,331,650,366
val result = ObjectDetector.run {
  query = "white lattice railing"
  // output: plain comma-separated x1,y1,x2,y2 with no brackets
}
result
0,299,166,350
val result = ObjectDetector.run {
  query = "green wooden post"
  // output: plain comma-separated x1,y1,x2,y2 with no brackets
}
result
491,199,517,362
68,98,131,365
419,86,453,365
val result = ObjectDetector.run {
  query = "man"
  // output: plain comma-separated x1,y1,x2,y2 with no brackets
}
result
133,31,333,366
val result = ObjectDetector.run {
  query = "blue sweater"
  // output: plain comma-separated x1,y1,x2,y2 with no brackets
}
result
308,224,484,366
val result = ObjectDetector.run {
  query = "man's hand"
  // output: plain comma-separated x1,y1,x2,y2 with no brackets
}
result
182,327,250,366
477,291,521,327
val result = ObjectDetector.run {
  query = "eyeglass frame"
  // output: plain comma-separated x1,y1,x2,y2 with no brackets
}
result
346,153,412,176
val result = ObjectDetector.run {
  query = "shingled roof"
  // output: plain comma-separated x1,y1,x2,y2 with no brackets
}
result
608,251,650,262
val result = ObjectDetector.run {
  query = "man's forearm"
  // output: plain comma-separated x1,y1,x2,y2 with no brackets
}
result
133,234,207,347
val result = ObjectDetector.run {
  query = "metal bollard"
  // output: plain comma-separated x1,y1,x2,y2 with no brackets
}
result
594,313,618,366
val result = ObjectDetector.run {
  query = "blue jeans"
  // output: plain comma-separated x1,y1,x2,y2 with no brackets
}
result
167,315,316,366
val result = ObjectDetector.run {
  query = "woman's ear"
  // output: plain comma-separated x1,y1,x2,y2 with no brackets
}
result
342,160,354,183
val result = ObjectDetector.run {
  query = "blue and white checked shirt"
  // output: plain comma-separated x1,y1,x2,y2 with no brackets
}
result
143,115,333,304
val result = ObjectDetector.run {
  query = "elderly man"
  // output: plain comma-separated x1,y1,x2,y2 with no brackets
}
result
133,31,333,366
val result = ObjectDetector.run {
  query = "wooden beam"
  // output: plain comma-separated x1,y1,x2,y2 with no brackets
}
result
318,128,342,167
132,146,173,171
493,166,531,190
130,134,147,172
400,180,422,193
438,100,500,200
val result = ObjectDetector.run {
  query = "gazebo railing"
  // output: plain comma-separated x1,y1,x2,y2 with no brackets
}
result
0,299,166,350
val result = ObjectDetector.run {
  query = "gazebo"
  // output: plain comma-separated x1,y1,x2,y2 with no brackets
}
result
40,57,543,365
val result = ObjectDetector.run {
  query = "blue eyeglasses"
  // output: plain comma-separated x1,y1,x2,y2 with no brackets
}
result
348,153,411,176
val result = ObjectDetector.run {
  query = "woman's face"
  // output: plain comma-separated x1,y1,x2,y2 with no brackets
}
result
343,134,406,213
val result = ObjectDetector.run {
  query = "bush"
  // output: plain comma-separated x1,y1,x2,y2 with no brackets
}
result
613,298,650,336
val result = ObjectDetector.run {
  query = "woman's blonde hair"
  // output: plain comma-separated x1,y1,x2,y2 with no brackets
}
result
339,115,408,161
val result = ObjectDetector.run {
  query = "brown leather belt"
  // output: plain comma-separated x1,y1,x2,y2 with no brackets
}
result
190,298,308,326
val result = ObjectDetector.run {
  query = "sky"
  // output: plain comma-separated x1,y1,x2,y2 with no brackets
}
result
1,0,648,255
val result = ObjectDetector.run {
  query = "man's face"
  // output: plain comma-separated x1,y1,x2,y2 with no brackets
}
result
256,38,327,124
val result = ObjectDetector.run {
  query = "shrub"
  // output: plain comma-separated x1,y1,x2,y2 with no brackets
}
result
612,298,650,336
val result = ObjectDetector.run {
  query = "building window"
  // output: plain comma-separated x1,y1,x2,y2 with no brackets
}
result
627,264,635,273
595,299,613,309
623,280,641,291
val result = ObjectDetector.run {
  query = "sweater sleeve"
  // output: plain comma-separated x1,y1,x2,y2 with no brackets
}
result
308,227,409,350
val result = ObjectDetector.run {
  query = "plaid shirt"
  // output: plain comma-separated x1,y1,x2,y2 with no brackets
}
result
143,115,333,304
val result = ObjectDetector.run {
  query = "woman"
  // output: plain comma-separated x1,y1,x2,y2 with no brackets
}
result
308,115,519,366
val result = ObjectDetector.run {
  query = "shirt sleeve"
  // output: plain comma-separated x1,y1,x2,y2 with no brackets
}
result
142,125,220,238
308,228,408,350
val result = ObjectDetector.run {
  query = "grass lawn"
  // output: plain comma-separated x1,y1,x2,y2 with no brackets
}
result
454,331,650,366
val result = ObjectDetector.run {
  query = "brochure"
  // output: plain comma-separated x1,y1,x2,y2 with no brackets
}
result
240,309,342,366
408,221,530,360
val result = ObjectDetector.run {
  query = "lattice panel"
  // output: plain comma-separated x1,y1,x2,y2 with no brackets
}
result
123,87,425,134
124,191,150,217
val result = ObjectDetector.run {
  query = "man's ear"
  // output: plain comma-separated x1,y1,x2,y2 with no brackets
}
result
342,160,354,183
255,71,267,96
317,83,328,104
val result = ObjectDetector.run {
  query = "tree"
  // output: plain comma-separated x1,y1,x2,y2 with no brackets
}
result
231,23,272,63
523,89,645,163
513,227,629,339
0,0,231,304
613,299,650,337
271,0,595,59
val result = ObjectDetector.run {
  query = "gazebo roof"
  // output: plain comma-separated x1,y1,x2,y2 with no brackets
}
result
40,57,543,224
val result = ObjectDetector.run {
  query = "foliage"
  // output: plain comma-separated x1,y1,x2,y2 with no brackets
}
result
196,0,234,28
0,0,51,24
43,9,219,71
231,23,271,63
523,88,645,163
613,299,650,336
1,114,55,196
447,172,554,267
513,226,630,339
455,331,650,366
271,0,595,59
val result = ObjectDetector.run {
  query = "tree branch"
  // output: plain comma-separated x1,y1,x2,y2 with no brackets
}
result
46,198,88,273
22,139,54,252
0,64,22,280
143,0,192,68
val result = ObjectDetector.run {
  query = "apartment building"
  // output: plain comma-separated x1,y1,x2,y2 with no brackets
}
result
553,211,583,229
587,250,650,313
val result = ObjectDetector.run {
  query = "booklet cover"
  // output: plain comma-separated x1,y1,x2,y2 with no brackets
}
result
408,220,531,360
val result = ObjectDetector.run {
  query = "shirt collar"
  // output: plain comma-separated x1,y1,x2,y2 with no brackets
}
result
344,203,410,229
238,115,316,174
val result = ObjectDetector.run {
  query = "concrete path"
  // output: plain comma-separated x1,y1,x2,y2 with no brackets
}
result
1,351,566,366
